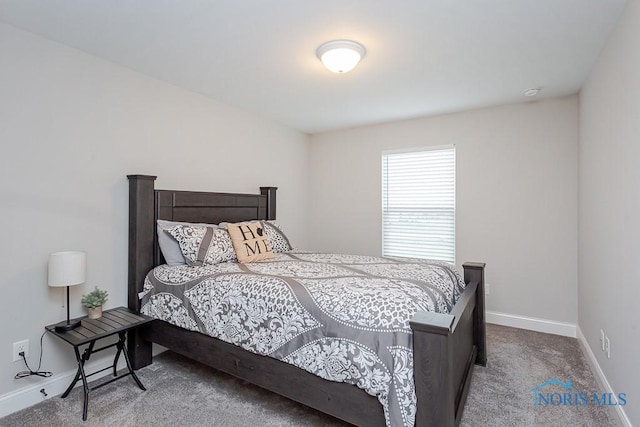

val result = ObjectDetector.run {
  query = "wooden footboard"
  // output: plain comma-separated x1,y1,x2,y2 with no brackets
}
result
411,263,486,426
127,175,486,426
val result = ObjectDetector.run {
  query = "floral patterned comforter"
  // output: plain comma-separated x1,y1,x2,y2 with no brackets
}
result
140,252,465,427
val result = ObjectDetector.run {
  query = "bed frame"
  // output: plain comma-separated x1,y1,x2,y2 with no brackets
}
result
127,175,486,427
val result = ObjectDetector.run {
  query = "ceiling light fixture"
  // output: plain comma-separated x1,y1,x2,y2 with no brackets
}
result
524,88,541,97
316,40,366,74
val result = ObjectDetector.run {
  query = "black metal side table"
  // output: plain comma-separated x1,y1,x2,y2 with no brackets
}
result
45,306,153,421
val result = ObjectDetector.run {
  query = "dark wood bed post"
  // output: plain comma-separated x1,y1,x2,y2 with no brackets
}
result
260,187,277,220
463,262,487,366
127,174,157,369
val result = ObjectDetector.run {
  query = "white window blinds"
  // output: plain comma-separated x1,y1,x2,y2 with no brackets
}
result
382,147,456,264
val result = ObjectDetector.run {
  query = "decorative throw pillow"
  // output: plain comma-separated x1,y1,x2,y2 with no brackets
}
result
262,220,293,253
219,220,293,253
166,224,236,266
227,221,274,263
157,219,213,265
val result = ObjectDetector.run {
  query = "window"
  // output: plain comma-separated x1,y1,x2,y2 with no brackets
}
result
382,146,455,263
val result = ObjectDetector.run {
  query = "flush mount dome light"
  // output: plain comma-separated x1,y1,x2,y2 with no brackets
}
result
316,40,366,73
524,87,541,97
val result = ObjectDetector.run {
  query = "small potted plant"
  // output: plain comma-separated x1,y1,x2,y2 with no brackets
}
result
81,287,108,319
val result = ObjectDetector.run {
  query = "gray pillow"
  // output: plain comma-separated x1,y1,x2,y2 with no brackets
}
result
165,224,236,266
157,220,218,266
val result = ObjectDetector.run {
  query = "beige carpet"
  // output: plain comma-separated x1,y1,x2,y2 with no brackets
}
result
0,324,615,426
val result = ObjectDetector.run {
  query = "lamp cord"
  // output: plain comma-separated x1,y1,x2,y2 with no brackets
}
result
14,330,52,379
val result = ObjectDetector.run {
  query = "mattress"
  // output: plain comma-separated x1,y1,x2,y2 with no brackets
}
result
140,252,465,427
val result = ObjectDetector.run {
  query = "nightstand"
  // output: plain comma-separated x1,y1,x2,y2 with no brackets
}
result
45,306,153,421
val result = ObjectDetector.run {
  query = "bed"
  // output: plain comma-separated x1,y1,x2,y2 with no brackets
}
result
127,175,486,427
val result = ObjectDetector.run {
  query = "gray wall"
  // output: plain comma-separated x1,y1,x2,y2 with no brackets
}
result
579,0,639,424
0,22,310,400
309,96,579,324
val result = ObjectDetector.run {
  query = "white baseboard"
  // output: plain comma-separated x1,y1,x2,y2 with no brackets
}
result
0,353,124,419
486,310,576,337
576,327,632,427
0,346,165,419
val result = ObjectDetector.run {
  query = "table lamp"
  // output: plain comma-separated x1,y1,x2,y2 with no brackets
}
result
48,251,86,332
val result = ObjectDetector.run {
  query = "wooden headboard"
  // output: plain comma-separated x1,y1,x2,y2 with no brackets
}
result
127,175,277,313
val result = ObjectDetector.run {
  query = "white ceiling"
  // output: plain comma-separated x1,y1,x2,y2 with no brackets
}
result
0,1,628,133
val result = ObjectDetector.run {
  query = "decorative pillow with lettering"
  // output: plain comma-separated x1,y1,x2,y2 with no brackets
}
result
219,220,293,253
227,221,274,263
166,224,236,266
262,220,293,253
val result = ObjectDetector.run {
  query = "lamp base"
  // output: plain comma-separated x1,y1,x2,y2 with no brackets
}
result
54,320,81,333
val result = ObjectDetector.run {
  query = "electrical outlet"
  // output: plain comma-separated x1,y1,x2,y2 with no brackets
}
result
604,336,610,359
485,283,490,295
600,329,605,351
12,339,29,362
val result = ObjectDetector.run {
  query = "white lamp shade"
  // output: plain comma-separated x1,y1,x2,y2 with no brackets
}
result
48,251,86,287
317,40,366,73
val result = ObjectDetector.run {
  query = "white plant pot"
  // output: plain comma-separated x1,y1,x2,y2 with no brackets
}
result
87,306,103,320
